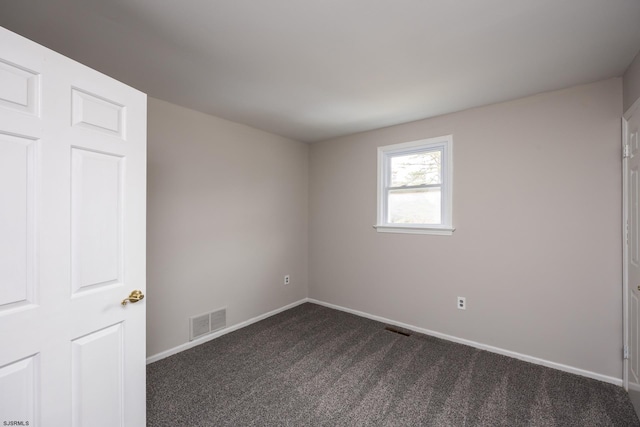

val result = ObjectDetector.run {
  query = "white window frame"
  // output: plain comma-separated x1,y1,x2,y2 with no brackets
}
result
375,135,454,235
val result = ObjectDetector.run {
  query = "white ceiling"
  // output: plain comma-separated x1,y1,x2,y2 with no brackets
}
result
1,0,640,142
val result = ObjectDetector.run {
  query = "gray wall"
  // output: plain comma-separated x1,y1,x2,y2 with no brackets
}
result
147,98,309,357
624,50,640,113
309,78,623,379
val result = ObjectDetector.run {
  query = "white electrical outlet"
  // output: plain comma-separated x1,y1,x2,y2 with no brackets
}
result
457,297,466,310
284,275,290,285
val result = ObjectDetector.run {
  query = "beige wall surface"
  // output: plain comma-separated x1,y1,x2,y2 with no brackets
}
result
147,98,309,358
309,78,623,379
624,50,640,113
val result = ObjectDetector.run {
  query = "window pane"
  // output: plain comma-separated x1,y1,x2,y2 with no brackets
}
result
390,150,441,187
388,188,441,224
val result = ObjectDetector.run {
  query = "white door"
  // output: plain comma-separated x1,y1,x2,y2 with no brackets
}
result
625,101,640,416
0,27,146,426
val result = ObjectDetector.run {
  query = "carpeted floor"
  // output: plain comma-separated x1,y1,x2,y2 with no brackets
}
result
147,303,639,426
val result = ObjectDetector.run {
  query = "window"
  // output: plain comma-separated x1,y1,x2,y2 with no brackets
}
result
376,135,454,235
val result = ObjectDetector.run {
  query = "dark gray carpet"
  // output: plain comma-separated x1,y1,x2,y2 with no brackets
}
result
147,303,639,426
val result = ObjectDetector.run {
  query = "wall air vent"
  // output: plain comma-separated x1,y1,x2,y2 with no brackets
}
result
189,308,227,341
210,308,226,333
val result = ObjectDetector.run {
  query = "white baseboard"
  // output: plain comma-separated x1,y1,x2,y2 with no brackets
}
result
147,297,623,387
146,298,308,364
307,298,623,387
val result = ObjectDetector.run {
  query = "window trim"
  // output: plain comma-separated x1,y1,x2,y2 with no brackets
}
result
376,135,455,236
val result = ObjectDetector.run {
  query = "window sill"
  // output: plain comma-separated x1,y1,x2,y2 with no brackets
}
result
373,224,455,236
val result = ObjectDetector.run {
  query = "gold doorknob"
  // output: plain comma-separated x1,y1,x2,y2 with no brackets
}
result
121,290,144,306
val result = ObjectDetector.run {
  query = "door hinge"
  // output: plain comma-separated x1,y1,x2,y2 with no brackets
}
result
624,145,631,158
627,221,630,246
624,345,629,360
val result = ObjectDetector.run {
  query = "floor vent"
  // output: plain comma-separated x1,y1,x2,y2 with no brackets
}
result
190,308,227,341
385,326,411,337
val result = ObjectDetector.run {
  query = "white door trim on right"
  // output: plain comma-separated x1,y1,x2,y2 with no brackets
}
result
623,95,640,395
624,113,629,391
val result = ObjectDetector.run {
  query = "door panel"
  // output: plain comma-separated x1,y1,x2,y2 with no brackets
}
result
0,26,146,426
0,57,40,115
72,324,124,427
0,132,36,307
0,355,38,423
71,88,125,138
71,148,123,293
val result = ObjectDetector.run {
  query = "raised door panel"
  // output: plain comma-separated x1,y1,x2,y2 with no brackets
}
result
0,132,37,308
71,149,123,294
0,355,39,425
72,324,124,427
0,58,40,116
71,88,125,139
